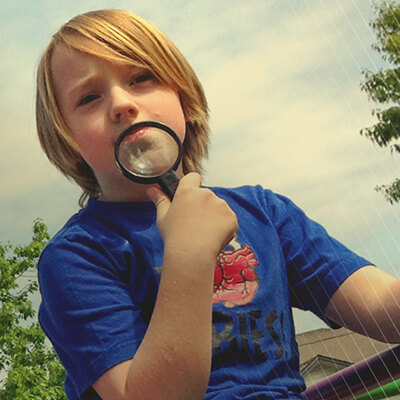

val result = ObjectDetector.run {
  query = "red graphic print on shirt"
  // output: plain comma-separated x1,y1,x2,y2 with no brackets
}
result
213,243,259,308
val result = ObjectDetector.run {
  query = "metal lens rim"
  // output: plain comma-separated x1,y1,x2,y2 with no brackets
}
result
114,120,183,184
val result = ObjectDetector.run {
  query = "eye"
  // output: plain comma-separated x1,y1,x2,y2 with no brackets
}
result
130,72,155,86
78,94,100,107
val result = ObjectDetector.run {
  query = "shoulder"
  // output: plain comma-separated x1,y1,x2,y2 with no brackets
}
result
210,184,295,205
38,203,137,285
39,209,114,262
41,198,154,254
210,184,264,204
209,185,303,223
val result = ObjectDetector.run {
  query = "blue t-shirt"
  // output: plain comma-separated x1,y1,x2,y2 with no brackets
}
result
38,186,371,399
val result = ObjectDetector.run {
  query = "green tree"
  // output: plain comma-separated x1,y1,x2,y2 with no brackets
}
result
0,220,66,400
361,1,400,204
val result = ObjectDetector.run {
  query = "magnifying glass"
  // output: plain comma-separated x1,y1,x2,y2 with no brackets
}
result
115,120,240,249
115,120,183,199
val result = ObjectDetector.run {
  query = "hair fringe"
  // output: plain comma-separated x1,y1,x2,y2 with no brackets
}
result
36,9,210,206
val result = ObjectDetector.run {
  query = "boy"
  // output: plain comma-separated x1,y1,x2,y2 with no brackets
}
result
36,9,400,400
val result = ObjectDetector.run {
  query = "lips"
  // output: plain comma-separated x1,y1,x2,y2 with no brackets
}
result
123,128,148,144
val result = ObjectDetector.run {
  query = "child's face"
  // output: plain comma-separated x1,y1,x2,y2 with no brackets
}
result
51,41,186,200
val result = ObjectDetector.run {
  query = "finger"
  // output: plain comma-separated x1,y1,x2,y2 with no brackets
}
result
177,172,202,190
146,186,170,220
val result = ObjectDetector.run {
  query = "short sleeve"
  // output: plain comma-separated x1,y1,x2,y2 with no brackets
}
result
38,231,155,400
265,191,372,325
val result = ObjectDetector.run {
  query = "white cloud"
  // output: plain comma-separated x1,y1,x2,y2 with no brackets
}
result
195,1,399,274
0,1,398,340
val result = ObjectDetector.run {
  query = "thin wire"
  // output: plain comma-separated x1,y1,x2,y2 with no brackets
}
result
337,0,400,339
317,0,400,392
280,2,371,396
285,0,400,397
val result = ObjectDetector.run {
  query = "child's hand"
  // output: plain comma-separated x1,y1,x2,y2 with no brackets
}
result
147,172,238,263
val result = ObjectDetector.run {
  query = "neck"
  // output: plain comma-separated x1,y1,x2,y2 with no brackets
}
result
98,179,153,202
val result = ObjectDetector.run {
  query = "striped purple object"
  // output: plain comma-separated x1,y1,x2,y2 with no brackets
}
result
302,345,400,400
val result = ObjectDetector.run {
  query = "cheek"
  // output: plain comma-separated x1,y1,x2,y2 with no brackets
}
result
72,131,114,171
172,111,186,143
170,103,187,143
151,91,186,141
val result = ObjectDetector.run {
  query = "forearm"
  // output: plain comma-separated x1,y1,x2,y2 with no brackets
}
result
113,174,237,400
124,249,216,399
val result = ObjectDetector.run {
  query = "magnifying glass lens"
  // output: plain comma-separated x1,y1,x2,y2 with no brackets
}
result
118,127,179,177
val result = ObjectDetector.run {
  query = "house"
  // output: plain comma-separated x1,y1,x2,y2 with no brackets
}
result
296,327,400,399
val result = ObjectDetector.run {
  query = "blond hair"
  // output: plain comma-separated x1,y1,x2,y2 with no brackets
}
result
36,9,209,206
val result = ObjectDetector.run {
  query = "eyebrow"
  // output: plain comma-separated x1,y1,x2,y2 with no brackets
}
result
68,74,101,101
66,64,146,101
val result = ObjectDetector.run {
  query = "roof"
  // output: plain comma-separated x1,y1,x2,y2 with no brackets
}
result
300,354,351,374
296,327,394,366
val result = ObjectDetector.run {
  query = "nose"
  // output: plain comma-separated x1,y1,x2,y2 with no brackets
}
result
110,86,138,123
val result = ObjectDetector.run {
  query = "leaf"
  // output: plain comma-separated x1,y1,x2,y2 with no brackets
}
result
360,2,400,204
0,220,67,399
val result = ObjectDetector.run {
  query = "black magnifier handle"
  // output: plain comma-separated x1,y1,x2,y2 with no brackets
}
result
114,120,183,199
158,170,180,200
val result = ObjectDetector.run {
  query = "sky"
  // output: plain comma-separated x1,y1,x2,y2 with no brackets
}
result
0,0,399,334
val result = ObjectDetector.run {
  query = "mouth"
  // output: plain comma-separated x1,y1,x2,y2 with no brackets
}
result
118,127,149,145
132,128,148,140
